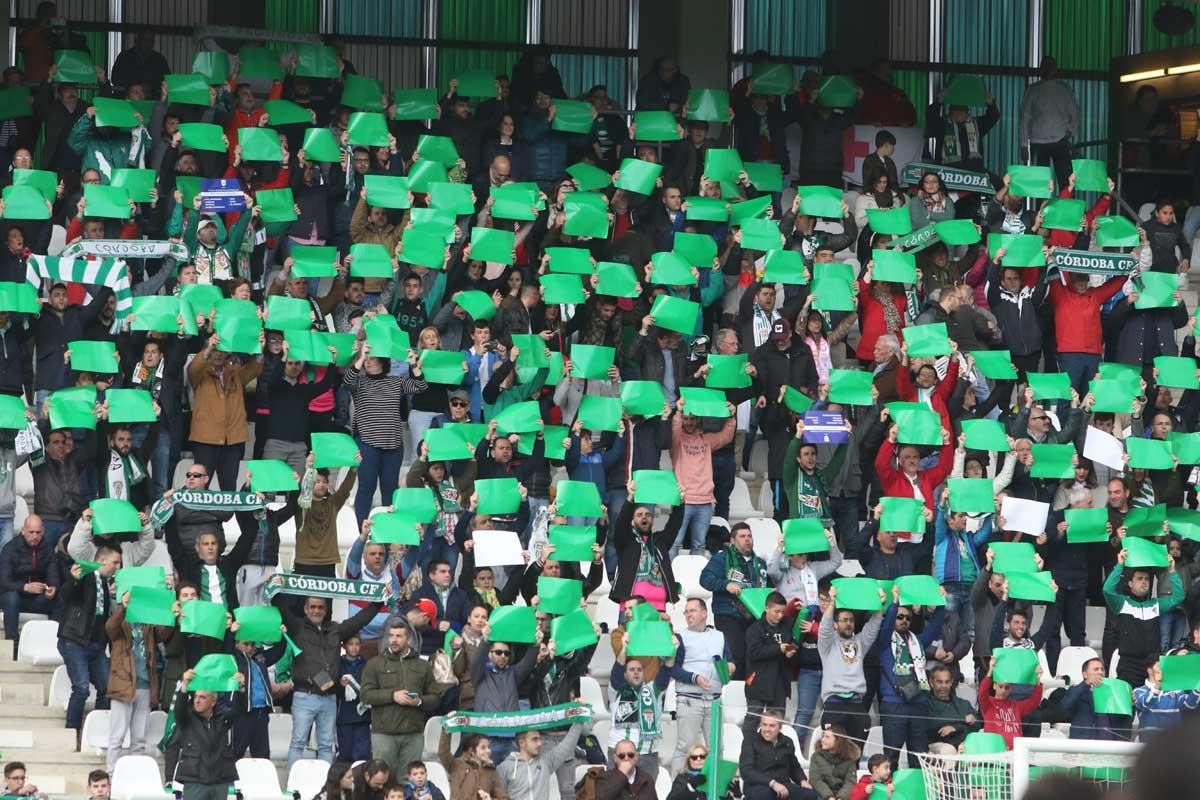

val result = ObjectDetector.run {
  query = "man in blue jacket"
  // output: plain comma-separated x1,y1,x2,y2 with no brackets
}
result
1059,657,1126,740
879,585,946,769
933,497,994,639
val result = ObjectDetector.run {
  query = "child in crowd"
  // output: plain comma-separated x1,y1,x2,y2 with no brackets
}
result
337,633,371,761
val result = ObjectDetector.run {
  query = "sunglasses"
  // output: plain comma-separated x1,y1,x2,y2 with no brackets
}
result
895,613,912,621
450,400,468,407
490,649,510,656
689,754,706,761
616,752,637,761
186,472,207,479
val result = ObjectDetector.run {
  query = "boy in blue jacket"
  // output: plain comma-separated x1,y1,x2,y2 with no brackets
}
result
336,632,371,761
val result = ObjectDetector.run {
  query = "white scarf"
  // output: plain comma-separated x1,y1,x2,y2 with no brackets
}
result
106,449,146,501
891,629,929,688
796,565,819,606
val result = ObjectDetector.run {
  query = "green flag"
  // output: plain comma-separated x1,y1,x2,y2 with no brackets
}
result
476,478,521,515
1007,164,1054,198
879,497,926,533
1065,507,1110,544
105,389,157,424
181,599,229,639
419,350,466,385
246,459,298,493
90,498,142,535
631,469,681,506
310,432,360,469
555,480,603,518
68,340,119,373
832,577,883,611
234,605,283,643
961,418,1010,451
992,647,1039,684
783,518,829,554
947,478,995,513
488,606,538,643
537,576,584,615
1092,678,1133,716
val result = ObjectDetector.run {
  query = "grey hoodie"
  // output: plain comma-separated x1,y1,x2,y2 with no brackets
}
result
497,723,583,800
817,608,883,699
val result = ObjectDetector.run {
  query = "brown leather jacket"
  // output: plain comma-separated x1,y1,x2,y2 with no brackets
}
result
187,351,263,445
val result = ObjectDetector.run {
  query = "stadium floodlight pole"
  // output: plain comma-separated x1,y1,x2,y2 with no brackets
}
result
1011,737,1142,800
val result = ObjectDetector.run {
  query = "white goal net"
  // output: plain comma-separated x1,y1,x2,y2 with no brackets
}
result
917,737,1141,800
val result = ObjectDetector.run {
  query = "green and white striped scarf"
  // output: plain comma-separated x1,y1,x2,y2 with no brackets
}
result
26,255,132,333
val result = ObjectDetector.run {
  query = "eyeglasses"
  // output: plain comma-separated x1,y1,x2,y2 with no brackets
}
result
1030,416,1049,422
490,649,510,656
616,752,637,761
186,472,207,479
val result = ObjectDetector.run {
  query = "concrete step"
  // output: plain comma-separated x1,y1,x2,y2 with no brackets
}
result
23,751,106,796
0,704,68,728
0,682,47,705
0,726,77,750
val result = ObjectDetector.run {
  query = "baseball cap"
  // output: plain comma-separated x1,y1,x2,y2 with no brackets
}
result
448,389,469,403
770,320,790,341
197,218,216,232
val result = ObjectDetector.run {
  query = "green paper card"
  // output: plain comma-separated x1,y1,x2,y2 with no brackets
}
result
621,380,666,417
548,525,596,562
625,620,677,657
415,134,460,168
550,607,598,654
317,332,356,367
1072,159,1110,193
817,75,858,108
903,322,951,357
1065,507,1110,544
487,606,538,644
114,565,167,600
648,295,699,334
90,498,142,535
1154,355,1199,389
895,574,945,606
555,479,603,518
191,653,240,692
344,243,392,279
1092,678,1133,716
673,232,718,268
429,182,474,216
285,331,334,365
1,185,49,219
397,227,444,269
0,87,31,121
68,340,119,373
826,369,873,405
84,184,131,219
1088,378,1134,413
363,316,411,359
650,251,695,286
879,496,926,534
96,96,144,129
1007,165,1054,198
347,112,389,147
340,74,384,111
568,344,615,381
310,432,361,469
738,587,773,619
166,74,211,107
1125,503,1167,538
743,161,783,192
684,196,730,222
992,647,1039,684
256,187,298,224
783,386,814,415
175,176,203,208
539,273,585,305
105,389,157,424
943,75,987,107
679,387,730,418
238,127,283,162
490,182,539,221
542,424,569,460
13,168,58,202
423,427,476,462
178,122,226,153
1135,271,1179,310
987,233,1045,267
234,605,283,643
867,207,913,236
1006,571,1056,602
295,44,339,78
615,158,663,195
783,518,829,554
811,276,855,312
970,350,1018,380
1123,536,1168,568
751,62,795,95
1161,653,1200,692
703,148,744,185
544,247,593,276
54,50,97,84
798,185,844,218
266,295,313,332
192,51,229,85
553,100,596,134
890,406,943,446
577,395,623,432
705,353,750,389
130,296,184,333
740,218,784,252
1030,442,1075,479
948,478,995,513
832,577,883,611
594,261,638,298
49,385,98,429
125,586,177,626
989,541,1038,574
631,469,681,506
633,110,679,141
214,312,264,355
763,250,807,284
1027,372,1072,401
391,88,439,121
264,99,313,127
729,195,772,225
1094,216,1139,248
453,69,499,98
564,192,610,238
238,47,283,81
110,168,156,203
452,290,496,321
0,394,27,429
246,459,298,493
369,512,422,545
872,249,918,284
181,599,229,639
686,88,730,122
419,349,466,385
291,244,339,278
536,576,583,615
1042,198,1085,231
1126,436,1174,470
476,477,521,515
565,162,611,192
962,418,1010,451
934,219,982,246
1171,432,1200,466
471,227,515,265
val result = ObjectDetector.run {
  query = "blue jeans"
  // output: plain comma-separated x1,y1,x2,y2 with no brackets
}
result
354,441,403,524
1,590,55,641
794,668,823,739
336,721,371,762
58,638,110,730
130,424,172,500
880,699,927,769
290,691,336,768
1058,352,1101,398
943,582,974,639
42,519,71,553
826,495,859,551
1162,609,1190,650
671,503,713,559
0,516,13,550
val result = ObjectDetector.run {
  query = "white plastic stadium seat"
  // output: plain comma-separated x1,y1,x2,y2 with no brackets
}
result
671,555,710,598
721,681,747,725
236,758,284,800
587,632,616,679
17,619,63,665
110,754,169,800
145,711,167,753
422,716,443,759
721,723,742,761
424,763,450,798
746,517,782,561
81,709,113,755
655,767,672,798
1055,646,1100,685
286,759,332,800
49,663,96,708
580,676,611,721
728,477,758,520
268,712,296,761
593,595,620,630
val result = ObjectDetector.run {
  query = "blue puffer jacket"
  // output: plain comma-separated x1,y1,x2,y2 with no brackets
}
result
519,110,567,185
933,507,993,584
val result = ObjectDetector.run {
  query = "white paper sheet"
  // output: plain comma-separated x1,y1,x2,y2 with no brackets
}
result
1000,496,1050,535
1083,425,1125,472
471,529,526,567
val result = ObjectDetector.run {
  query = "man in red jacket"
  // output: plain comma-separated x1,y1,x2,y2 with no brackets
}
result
1047,271,1127,395
874,420,953,568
